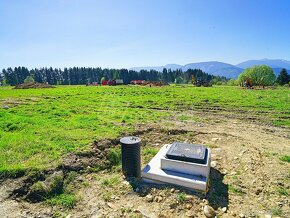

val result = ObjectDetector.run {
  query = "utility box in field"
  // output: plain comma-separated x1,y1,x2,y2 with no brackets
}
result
142,142,211,192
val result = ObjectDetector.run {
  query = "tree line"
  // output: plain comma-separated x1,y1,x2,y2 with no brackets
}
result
0,67,226,86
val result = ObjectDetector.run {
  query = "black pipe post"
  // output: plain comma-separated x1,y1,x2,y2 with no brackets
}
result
120,136,141,178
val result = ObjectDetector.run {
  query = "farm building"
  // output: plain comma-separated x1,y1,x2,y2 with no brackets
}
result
101,79,124,86
115,79,124,85
101,80,108,85
86,82,98,86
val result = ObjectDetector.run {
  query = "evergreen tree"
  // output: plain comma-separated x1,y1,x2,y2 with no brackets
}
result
276,68,290,85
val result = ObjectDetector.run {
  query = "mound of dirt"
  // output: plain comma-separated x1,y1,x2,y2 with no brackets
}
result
141,81,169,87
14,82,55,89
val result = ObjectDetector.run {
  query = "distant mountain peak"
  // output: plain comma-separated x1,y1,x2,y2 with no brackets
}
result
236,59,290,69
130,58,290,79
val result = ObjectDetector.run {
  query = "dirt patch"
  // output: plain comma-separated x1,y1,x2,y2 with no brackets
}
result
14,82,55,89
61,139,119,171
141,81,169,87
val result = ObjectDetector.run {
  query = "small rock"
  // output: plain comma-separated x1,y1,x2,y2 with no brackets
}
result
255,188,262,195
65,215,71,218
185,211,195,217
230,211,237,216
169,209,175,213
3,105,9,109
169,202,178,209
185,203,192,209
222,169,228,174
234,156,238,160
239,213,245,218
211,161,217,168
146,194,153,202
154,196,163,203
276,201,283,207
160,192,166,197
221,207,227,213
122,181,130,186
240,149,247,155
264,214,271,218
170,188,175,193
185,195,193,201
211,138,221,142
203,205,216,218
258,196,264,202
107,202,116,209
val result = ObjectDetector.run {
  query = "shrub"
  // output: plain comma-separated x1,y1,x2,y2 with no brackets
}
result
238,65,275,86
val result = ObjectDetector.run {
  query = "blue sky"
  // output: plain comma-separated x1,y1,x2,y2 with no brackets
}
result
0,0,290,69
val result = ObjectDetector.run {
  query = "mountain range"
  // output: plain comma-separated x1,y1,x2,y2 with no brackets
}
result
130,59,290,78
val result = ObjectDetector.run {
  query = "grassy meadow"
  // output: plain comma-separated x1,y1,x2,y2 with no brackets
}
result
0,85,289,177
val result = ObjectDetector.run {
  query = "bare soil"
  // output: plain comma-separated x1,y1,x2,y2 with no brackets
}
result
141,81,169,87
0,110,289,218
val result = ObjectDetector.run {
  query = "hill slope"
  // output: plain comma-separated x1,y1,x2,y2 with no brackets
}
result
236,59,290,69
183,61,243,78
130,59,290,78
130,62,243,78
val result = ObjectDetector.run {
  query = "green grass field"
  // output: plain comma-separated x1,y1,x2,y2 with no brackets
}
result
0,85,289,176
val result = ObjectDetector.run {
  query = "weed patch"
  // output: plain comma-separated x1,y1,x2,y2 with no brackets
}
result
47,193,77,209
280,155,290,163
271,207,282,216
101,176,119,187
176,193,186,204
277,187,289,196
143,147,158,163
107,147,121,167
228,184,245,195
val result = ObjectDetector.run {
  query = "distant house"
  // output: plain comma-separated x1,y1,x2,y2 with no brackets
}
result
102,80,108,85
115,79,124,85
131,80,145,85
108,80,116,86
102,79,124,86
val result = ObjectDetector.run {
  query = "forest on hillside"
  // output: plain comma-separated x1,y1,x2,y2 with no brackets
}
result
0,67,227,86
